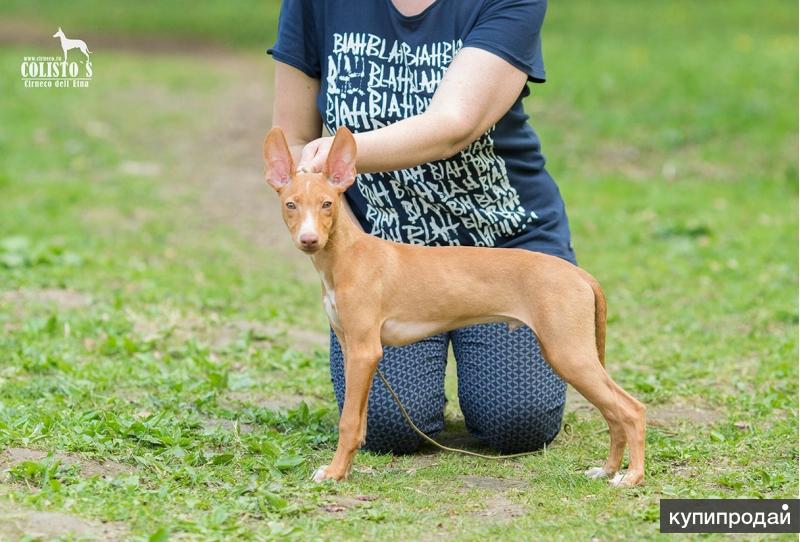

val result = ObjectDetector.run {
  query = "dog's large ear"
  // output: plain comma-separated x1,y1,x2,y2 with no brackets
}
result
325,127,357,191
263,127,294,191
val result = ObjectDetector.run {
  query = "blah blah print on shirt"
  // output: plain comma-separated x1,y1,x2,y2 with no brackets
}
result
324,31,536,247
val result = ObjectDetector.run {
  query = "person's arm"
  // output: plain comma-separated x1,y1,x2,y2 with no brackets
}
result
299,47,528,173
271,62,322,164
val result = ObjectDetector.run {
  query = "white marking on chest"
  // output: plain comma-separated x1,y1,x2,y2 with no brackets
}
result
319,273,340,327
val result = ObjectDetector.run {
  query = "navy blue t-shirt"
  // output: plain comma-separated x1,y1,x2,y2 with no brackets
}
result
269,0,576,263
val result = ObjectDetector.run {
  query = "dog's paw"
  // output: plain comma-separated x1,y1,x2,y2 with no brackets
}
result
609,471,628,487
312,465,330,483
609,470,643,487
584,466,614,480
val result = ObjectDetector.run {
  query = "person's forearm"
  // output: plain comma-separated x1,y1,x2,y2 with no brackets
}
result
299,48,528,176
352,109,473,174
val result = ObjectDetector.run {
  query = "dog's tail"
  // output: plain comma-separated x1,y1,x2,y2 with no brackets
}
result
576,268,607,367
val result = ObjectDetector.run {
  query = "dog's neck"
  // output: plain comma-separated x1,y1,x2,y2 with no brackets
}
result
310,197,365,275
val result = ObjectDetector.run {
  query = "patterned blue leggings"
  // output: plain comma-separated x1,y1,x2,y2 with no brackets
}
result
329,323,566,454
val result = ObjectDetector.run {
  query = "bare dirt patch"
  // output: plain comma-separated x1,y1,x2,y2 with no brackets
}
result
0,447,133,480
318,494,377,515
459,476,527,521
647,404,722,427
131,312,256,349
0,500,127,542
459,476,526,491
220,390,313,412
2,288,92,311
128,308,328,352
477,495,525,521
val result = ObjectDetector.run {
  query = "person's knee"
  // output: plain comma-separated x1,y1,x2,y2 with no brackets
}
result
466,400,565,453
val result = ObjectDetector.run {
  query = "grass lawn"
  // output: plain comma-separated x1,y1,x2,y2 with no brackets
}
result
0,1,797,540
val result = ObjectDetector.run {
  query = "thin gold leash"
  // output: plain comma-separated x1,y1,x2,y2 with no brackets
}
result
375,368,542,460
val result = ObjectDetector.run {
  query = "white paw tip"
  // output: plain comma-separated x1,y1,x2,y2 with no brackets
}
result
584,467,612,479
609,471,627,487
312,465,329,483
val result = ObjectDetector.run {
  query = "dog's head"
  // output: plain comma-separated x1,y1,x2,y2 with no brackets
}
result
53,27,64,38
263,126,357,254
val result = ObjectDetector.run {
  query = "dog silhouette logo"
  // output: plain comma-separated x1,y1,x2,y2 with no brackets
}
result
20,27,94,88
52,27,92,62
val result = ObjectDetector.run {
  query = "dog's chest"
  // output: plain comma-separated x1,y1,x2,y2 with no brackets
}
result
323,290,339,327
319,275,341,327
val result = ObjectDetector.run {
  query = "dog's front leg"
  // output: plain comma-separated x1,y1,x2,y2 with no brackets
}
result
313,334,382,482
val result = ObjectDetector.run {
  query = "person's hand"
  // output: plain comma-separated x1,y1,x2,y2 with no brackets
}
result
298,136,333,172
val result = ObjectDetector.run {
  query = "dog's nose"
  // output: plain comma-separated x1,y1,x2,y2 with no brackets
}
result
299,233,319,249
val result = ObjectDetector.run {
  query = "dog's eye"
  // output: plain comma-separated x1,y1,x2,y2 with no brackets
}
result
322,201,332,209
285,201,296,210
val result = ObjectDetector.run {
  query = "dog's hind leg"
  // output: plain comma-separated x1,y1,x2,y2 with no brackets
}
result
544,341,645,486
529,302,646,487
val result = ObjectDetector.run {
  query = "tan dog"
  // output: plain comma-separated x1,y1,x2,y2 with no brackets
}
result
263,126,646,487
